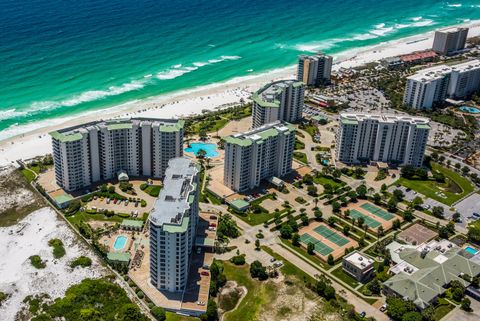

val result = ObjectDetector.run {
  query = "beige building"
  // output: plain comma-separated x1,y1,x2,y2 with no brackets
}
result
297,54,333,86
342,251,374,282
432,27,469,56
50,118,184,191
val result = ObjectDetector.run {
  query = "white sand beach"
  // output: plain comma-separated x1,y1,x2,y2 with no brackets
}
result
1,21,479,166
0,207,108,320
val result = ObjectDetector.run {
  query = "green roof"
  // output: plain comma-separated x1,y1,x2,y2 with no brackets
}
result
107,252,131,262
121,219,144,228
416,124,431,130
224,136,253,147
312,115,327,121
188,194,195,204
292,81,304,88
159,120,185,133
257,128,279,140
53,194,74,205
251,92,280,108
196,236,215,247
341,118,358,125
163,216,190,233
229,198,250,211
49,131,83,143
107,123,133,130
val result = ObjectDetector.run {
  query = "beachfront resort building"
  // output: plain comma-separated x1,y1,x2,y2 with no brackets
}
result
223,121,295,192
149,157,200,293
336,113,430,167
432,27,469,56
383,240,480,309
50,118,184,191
297,53,333,86
342,251,374,282
403,59,480,109
252,80,304,128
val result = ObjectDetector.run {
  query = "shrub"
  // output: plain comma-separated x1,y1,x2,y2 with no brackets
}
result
48,238,66,259
29,255,46,269
230,254,246,266
136,291,144,299
70,256,92,268
150,307,166,321
140,200,147,207
327,254,334,266
250,260,268,280
140,183,148,190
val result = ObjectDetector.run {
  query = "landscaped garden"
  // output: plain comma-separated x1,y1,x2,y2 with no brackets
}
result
397,162,475,205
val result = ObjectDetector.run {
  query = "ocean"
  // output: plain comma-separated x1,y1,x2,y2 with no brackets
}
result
1,0,479,139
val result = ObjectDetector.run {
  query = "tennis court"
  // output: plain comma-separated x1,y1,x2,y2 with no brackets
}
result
360,203,395,221
313,225,349,246
300,233,334,256
350,209,381,228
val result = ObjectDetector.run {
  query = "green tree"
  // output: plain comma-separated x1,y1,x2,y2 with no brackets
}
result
432,206,444,219
292,233,300,246
280,224,293,239
255,239,260,250
386,297,416,321
461,298,471,311
150,307,166,321
314,209,323,221
250,260,268,280
307,242,315,255
402,311,423,321
356,185,368,198
367,279,381,295
327,254,334,265
327,216,336,227
343,225,350,236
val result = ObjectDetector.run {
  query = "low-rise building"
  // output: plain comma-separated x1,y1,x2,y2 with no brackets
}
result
342,251,374,282
383,240,480,309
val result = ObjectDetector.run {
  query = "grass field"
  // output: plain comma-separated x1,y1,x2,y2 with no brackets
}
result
397,163,475,206
330,266,359,288
21,168,37,183
222,261,274,321
67,211,124,228
313,175,344,189
166,312,199,321
143,185,161,197
233,208,288,226
293,152,308,164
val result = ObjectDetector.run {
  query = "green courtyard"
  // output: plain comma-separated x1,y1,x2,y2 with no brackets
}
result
397,162,475,206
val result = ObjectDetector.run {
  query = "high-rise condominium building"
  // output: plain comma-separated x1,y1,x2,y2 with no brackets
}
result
223,121,295,192
50,118,184,191
252,80,304,128
432,27,469,56
403,59,480,109
336,113,430,167
149,157,200,292
297,54,333,86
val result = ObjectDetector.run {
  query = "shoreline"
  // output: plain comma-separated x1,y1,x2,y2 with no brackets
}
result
1,20,480,166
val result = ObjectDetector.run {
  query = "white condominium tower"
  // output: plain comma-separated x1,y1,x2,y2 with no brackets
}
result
297,54,333,86
336,114,430,167
252,80,304,128
149,157,200,292
50,118,184,191
432,27,469,56
223,121,295,192
403,60,480,110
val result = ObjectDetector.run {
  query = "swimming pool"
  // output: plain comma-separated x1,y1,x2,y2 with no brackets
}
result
113,235,128,251
459,106,480,114
184,142,219,157
465,246,478,255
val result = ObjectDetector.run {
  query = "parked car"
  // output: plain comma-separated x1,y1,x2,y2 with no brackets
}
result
379,304,387,312
359,312,366,318
270,258,276,263
201,271,209,276
202,264,210,270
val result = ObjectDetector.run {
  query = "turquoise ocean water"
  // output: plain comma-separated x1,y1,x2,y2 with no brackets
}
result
1,0,479,139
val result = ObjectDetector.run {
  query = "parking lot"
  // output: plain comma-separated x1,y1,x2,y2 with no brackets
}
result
454,193,480,227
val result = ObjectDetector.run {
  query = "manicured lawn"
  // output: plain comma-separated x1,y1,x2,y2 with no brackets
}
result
67,211,124,228
313,175,345,189
166,312,199,321
300,124,318,139
293,152,308,164
397,163,475,206
233,209,287,226
222,261,274,321
331,266,359,288
143,185,161,197
294,137,305,150
21,169,36,183
432,300,455,321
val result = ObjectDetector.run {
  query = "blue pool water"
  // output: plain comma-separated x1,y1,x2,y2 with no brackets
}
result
113,235,128,251
459,106,480,114
465,246,478,255
185,143,219,157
